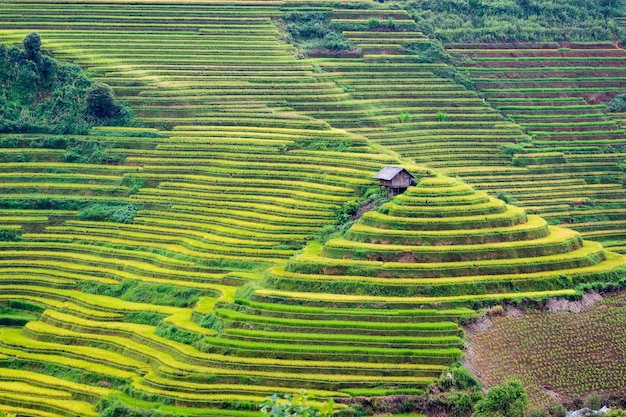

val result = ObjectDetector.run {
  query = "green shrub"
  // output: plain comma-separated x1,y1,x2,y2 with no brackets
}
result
496,192,516,204
584,393,602,410
403,41,451,64
81,280,200,308
607,93,626,112
282,11,355,54
472,380,528,417
548,403,567,417
78,203,138,223
86,83,127,120
0,228,21,241
97,400,167,417
367,18,381,29
199,313,225,333
22,32,41,60
502,144,528,156
124,312,165,326
446,393,484,417
155,323,204,346
335,200,359,224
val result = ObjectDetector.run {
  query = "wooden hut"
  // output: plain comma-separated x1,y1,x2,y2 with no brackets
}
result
373,166,415,196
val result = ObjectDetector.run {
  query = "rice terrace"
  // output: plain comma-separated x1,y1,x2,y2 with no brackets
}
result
0,0,625,416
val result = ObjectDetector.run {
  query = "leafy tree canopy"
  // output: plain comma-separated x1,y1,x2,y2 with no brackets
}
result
0,32,129,134
404,0,626,42
472,380,528,417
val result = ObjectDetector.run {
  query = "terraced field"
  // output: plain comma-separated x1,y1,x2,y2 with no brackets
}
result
297,8,526,171
447,42,626,254
0,1,625,415
262,176,625,306
468,291,626,407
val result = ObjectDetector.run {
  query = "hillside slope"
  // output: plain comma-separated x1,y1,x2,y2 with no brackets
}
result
0,1,625,416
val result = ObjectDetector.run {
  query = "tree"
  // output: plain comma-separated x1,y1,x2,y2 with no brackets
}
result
472,380,528,417
23,32,42,60
85,83,120,119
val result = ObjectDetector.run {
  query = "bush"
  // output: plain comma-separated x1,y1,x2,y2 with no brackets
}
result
97,400,167,417
367,18,381,29
438,365,482,392
283,11,355,53
60,139,125,164
0,229,21,242
22,32,41,60
548,403,567,417
472,380,528,417
78,203,138,223
86,83,123,119
403,41,451,64
607,93,626,112
502,144,528,156
335,200,359,224
155,323,204,346
584,393,602,411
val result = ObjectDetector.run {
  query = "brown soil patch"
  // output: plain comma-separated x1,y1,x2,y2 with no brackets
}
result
397,252,416,263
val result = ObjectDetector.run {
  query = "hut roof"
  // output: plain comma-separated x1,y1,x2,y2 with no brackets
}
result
373,166,413,181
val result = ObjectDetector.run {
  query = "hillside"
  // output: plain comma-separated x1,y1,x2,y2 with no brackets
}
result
0,1,625,416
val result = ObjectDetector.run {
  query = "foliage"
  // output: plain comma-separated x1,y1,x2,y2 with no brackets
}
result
399,111,411,123
502,144,529,156
23,32,42,60
442,393,485,417
97,400,167,417
437,111,447,122
0,33,130,134
496,192,516,204
472,380,528,417
260,390,334,417
584,393,602,410
367,18,381,29
155,323,204,345
0,228,21,241
548,404,567,417
282,11,355,54
403,41,451,64
61,139,125,164
86,83,126,119
335,200,359,224
77,203,138,223
81,280,200,308
607,93,626,112
403,0,626,42
438,364,483,392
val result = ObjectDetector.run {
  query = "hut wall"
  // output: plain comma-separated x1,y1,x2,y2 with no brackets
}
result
391,171,413,188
